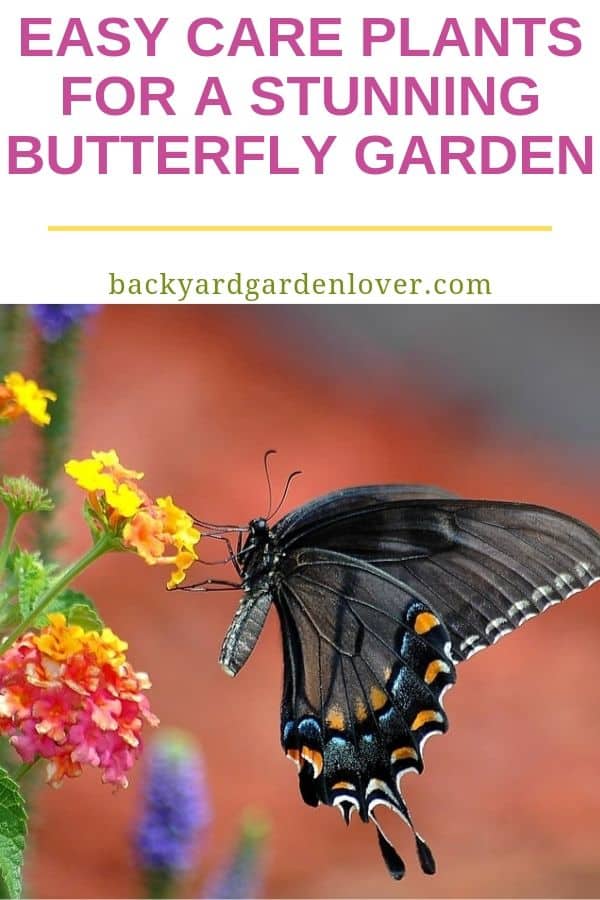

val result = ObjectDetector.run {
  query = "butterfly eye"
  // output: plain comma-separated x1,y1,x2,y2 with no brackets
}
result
252,517,268,534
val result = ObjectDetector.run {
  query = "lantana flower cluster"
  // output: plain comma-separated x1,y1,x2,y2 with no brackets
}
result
0,613,158,787
65,450,200,588
0,372,56,427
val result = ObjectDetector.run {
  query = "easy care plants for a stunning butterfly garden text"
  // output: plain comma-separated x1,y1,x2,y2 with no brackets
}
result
9,16,595,175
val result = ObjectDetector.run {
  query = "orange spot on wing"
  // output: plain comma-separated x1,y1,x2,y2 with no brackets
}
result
410,709,443,731
332,781,355,791
326,708,346,730
301,746,323,777
391,746,418,763
286,749,301,768
414,612,440,635
355,700,368,722
424,659,451,684
369,686,387,710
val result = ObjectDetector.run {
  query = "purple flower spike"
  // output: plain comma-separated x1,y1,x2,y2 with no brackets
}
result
30,305,100,342
202,813,270,900
134,731,211,875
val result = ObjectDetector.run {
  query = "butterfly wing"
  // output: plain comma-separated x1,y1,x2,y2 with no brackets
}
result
271,486,600,877
275,547,456,878
275,487,600,662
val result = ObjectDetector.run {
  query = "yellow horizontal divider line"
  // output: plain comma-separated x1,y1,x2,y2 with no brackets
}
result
47,224,552,233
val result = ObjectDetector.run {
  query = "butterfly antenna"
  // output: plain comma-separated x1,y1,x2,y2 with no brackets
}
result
268,469,303,521
263,449,277,518
192,518,245,531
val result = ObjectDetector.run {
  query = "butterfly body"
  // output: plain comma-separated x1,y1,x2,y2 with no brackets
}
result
211,485,600,879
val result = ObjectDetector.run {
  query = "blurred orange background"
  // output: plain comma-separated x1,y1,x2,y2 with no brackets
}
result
3,304,600,898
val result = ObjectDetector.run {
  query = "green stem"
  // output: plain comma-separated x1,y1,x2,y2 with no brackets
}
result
15,758,40,782
0,307,27,473
37,326,81,557
1,533,112,652
0,511,19,580
143,868,175,900
0,307,26,380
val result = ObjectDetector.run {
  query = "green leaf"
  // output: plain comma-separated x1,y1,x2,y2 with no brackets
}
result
0,767,27,898
67,603,103,633
42,590,103,633
11,552,103,633
13,551,55,622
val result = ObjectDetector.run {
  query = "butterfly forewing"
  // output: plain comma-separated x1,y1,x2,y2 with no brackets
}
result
275,490,600,661
276,484,456,552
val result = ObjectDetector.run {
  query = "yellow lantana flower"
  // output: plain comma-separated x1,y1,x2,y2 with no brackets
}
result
65,452,144,519
0,372,56,426
157,496,201,549
104,482,144,518
123,497,200,588
168,549,198,589
34,613,86,662
65,450,200,587
34,615,129,670
64,458,115,493
84,627,128,668
92,450,143,481
122,508,166,564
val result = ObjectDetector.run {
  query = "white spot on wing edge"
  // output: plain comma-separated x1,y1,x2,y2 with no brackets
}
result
485,616,508,636
506,598,532,619
459,634,486,656
464,644,487,658
333,794,359,823
443,639,457,665
575,561,593,579
395,765,419,789
396,681,455,787
461,566,600,663
532,584,554,605
366,778,396,801
438,682,454,705
554,572,575,591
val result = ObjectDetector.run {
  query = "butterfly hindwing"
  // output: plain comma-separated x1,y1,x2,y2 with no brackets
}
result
275,548,456,877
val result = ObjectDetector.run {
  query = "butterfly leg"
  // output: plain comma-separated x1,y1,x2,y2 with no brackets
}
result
200,532,244,576
178,578,241,592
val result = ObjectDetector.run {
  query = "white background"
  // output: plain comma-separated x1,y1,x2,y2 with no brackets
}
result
0,1,598,302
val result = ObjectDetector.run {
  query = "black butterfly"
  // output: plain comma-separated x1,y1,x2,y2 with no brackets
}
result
184,475,600,880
